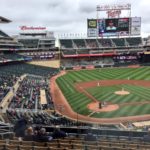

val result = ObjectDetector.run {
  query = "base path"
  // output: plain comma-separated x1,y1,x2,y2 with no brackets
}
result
50,71,150,124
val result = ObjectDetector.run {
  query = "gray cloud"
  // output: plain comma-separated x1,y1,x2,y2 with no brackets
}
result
0,0,150,37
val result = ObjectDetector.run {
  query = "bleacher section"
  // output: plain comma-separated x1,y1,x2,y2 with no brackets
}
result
0,62,93,131
60,37,143,51
0,62,86,130
126,37,142,46
63,50,76,55
0,63,58,113
73,39,86,48
0,39,19,45
77,49,89,54
0,75,18,103
60,40,73,48
6,109,83,127
0,30,9,38
18,39,39,48
0,53,31,63
86,39,99,48
8,76,47,110
112,38,126,47
0,30,23,51
61,57,114,68
0,63,58,78
0,131,149,150
98,39,112,47
60,37,144,68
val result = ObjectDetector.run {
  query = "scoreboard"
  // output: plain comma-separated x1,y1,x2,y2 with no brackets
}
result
98,18,130,36
87,17,141,37
118,18,130,32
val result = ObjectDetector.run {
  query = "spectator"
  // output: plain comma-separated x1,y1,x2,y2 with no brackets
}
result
84,129,97,141
52,125,68,139
106,20,117,31
36,127,53,142
23,126,35,141
143,129,150,142
14,116,28,140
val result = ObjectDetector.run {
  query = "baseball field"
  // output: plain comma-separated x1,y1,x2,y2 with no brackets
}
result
55,67,150,119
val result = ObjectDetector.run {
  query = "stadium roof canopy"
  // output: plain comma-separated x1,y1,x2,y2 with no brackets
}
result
0,16,11,23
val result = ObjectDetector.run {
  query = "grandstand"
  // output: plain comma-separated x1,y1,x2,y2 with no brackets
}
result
0,31,23,52
0,17,23,52
59,37,145,69
18,31,55,50
16,28,59,61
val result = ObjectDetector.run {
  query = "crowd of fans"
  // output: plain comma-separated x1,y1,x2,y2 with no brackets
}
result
98,39,112,47
73,39,86,49
86,40,98,48
14,115,68,142
0,63,58,111
6,109,90,127
0,62,93,131
8,76,50,110
0,63,58,77
0,53,31,63
0,74,18,103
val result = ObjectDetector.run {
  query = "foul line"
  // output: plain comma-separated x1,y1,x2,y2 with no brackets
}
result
88,111,96,117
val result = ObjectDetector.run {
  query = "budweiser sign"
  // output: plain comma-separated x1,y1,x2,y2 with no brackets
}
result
20,26,46,30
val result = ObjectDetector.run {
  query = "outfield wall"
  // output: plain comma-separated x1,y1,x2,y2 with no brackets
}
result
61,62,150,70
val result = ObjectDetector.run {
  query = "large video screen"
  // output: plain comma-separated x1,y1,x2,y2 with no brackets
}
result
98,19,105,34
88,17,140,37
98,18,130,36
118,18,129,32
105,19,118,32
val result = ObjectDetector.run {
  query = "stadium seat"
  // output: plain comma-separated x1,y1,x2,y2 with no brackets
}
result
21,141,33,146
5,144,19,150
33,142,47,147
73,39,86,48
60,40,73,48
9,140,21,145
0,143,5,150
33,146,49,150
19,145,33,150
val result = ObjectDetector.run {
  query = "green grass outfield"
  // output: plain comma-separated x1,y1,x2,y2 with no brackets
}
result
56,67,150,118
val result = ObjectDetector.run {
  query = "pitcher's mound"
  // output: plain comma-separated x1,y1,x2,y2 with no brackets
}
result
87,102,119,112
115,90,130,95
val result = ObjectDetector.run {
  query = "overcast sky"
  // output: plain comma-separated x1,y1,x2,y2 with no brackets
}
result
0,0,150,37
